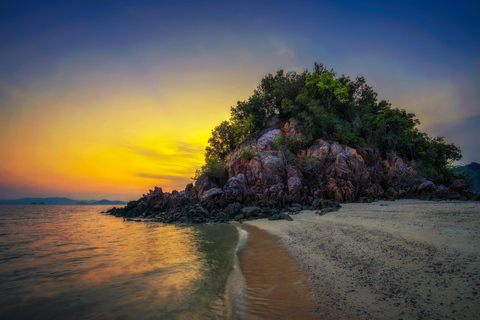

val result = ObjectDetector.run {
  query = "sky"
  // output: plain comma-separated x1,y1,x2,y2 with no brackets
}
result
0,0,479,201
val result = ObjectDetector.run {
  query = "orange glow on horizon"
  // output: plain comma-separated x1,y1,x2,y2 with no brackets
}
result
0,67,258,200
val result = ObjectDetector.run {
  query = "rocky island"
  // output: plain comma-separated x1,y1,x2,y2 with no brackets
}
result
107,63,476,223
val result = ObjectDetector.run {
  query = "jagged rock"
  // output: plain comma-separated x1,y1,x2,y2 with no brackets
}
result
416,180,436,193
195,204,209,217
358,197,373,203
195,173,219,200
257,129,281,152
242,206,261,217
224,202,242,219
223,174,249,200
287,166,303,199
234,214,245,221
280,213,293,221
201,188,223,201
450,179,472,195
185,183,197,199
109,119,466,224
216,212,229,221
311,198,323,208
286,206,301,213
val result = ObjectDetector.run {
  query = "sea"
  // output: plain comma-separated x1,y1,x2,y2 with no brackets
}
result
0,205,249,320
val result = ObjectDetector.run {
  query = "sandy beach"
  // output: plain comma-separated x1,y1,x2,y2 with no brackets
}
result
245,199,480,319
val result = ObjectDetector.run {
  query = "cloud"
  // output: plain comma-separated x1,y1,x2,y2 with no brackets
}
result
125,142,205,168
136,173,182,180
175,141,205,155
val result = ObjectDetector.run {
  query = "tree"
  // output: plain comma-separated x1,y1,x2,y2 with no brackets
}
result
201,62,463,185
205,121,237,160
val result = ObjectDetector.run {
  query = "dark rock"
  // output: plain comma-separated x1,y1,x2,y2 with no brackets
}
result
195,205,209,217
200,188,223,202
268,214,282,221
242,206,261,217
280,213,293,221
358,197,373,203
216,212,229,221
416,180,436,193
185,183,197,199
312,198,323,208
223,174,249,200
109,120,465,224
234,214,245,221
450,179,472,195
224,202,242,219
195,173,219,200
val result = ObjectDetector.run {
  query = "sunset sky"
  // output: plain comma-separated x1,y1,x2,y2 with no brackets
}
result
1,0,479,201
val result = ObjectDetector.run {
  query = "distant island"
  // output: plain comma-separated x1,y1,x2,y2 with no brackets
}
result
0,197,128,205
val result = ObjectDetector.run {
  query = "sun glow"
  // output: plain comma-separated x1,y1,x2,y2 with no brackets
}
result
0,68,255,200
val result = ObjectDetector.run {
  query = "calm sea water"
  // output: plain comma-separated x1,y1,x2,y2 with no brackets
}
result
0,205,244,320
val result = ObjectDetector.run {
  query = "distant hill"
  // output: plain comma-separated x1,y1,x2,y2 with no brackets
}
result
0,197,128,205
453,162,480,192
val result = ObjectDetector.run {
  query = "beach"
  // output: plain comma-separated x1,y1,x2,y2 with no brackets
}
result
245,199,480,319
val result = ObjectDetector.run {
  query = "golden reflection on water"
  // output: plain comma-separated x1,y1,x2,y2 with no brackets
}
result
0,205,221,318
71,214,204,302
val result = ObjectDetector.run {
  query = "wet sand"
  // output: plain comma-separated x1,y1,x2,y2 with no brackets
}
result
245,199,480,319
239,224,339,319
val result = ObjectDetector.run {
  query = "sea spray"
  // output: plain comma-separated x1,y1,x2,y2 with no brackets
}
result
224,224,249,319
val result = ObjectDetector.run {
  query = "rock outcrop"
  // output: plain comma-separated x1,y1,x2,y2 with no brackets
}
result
107,121,475,223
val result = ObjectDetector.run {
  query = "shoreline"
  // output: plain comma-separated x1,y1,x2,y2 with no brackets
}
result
245,199,480,319
238,223,339,319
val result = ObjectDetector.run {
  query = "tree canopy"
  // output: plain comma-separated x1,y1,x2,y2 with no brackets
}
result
201,62,462,184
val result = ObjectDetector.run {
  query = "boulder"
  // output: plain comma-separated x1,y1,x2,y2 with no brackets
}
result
257,129,282,152
201,188,223,202
268,214,282,221
216,212,229,221
224,202,242,219
223,174,249,200
287,166,303,197
450,179,472,195
234,214,245,221
242,206,261,217
195,173,219,200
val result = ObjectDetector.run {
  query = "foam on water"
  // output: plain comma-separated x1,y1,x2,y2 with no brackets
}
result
223,225,249,319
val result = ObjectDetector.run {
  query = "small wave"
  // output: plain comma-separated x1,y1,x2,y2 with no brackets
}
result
224,225,249,320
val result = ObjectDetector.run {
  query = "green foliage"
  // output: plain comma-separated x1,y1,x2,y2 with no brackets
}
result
273,134,303,155
230,95,268,135
239,146,258,161
254,69,309,118
332,122,363,149
205,121,237,161
200,62,463,185
452,162,480,192
298,154,322,179
191,157,226,182
232,114,256,145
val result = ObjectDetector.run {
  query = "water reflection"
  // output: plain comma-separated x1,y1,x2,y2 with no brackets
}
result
0,205,238,319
